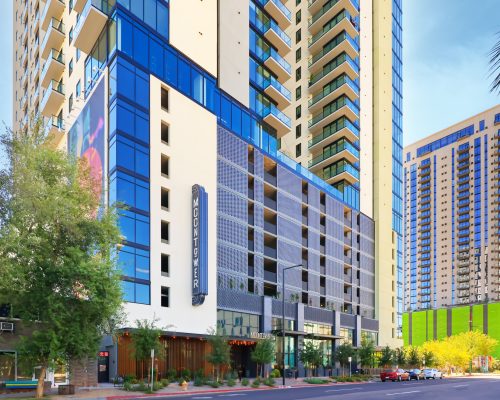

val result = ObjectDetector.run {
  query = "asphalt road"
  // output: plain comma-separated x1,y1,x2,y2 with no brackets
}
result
144,377,500,400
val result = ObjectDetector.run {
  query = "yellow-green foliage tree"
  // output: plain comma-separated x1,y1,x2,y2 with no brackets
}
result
415,332,497,374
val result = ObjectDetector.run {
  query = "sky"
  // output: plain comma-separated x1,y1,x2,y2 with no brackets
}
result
0,1,498,145
403,0,499,145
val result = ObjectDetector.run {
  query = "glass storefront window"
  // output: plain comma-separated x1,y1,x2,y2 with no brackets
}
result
275,336,296,369
304,322,332,336
339,328,354,345
303,338,332,367
217,310,259,338
361,330,378,346
271,317,295,332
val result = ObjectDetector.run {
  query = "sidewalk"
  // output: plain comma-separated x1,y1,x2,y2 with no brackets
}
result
45,378,374,400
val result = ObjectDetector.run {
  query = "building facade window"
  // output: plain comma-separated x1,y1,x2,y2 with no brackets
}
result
161,286,170,307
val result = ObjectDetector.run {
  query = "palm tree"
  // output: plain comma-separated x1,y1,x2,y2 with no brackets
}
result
490,33,500,94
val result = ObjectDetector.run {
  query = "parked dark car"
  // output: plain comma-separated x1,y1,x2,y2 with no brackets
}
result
380,368,410,382
407,369,425,380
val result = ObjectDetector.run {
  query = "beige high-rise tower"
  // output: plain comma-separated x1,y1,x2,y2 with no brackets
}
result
404,105,500,311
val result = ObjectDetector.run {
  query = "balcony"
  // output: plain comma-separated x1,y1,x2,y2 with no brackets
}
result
308,96,359,133
262,76,291,108
309,52,359,92
20,93,28,111
308,75,359,113
41,49,65,88
309,0,359,32
40,18,65,59
318,161,359,185
308,117,359,151
21,69,28,87
264,196,277,210
264,20,292,54
20,49,28,68
308,139,359,171
309,31,359,73
307,0,359,15
40,80,65,117
308,11,359,53
259,0,292,29
264,270,277,283
263,48,292,83
74,0,110,54
45,115,65,140
73,0,88,13
41,0,65,31
264,221,277,235
262,104,291,137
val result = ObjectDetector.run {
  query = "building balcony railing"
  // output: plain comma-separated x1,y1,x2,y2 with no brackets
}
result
40,18,65,59
45,115,65,139
308,10,359,53
41,0,65,31
318,161,359,185
73,0,88,13
308,139,359,170
263,47,292,83
309,52,359,91
41,49,65,88
262,75,292,108
40,80,64,117
308,96,359,133
261,104,291,137
309,31,360,72
264,19,292,54
309,0,360,31
21,69,28,87
264,245,277,259
74,0,111,54
257,0,292,28
20,48,28,68
308,117,360,150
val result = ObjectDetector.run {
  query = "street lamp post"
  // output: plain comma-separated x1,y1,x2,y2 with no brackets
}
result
282,264,302,387
348,356,352,378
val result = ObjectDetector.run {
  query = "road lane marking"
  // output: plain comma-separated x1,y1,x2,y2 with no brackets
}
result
192,397,213,399
453,384,469,388
386,390,421,396
218,395,247,397
325,388,363,392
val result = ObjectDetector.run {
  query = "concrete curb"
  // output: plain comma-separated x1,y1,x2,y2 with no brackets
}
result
107,380,374,399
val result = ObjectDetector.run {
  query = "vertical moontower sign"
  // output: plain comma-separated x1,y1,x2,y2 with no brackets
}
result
192,185,208,305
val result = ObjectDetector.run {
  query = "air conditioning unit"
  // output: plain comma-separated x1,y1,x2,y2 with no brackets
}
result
0,322,14,332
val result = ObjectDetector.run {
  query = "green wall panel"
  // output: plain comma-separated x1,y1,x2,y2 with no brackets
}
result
436,308,447,340
472,304,484,333
488,303,500,359
402,313,409,346
412,311,427,346
452,306,470,335
427,311,434,341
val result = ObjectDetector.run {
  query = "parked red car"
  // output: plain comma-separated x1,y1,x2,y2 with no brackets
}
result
380,369,410,382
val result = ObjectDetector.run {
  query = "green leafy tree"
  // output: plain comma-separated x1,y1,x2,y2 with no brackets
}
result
131,319,164,382
251,337,275,378
0,123,123,398
333,343,356,376
299,341,323,377
379,346,394,368
405,346,421,368
206,329,231,382
358,338,375,368
394,347,406,367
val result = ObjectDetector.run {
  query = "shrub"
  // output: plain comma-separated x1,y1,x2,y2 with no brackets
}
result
167,368,177,381
270,369,281,378
207,381,221,388
251,378,261,388
304,378,329,384
263,377,275,387
136,382,148,392
153,382,163,391
227,378,236,387
181,368,192,381
241,378,249,386
160,379,170,387
193,376,206,387
123,381,132,391
123,374,136,383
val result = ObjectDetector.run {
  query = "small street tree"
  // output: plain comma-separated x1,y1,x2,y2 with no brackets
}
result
379,346,394,368
0,123,123,398
333,343,356,376
300,341,323,377
358,338,375,369
405,346,421,368
131,319,163,382
251,337,275,378
394,347,406,368
206,329,231,382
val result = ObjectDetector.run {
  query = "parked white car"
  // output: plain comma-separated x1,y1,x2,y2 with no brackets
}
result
423,368,443,379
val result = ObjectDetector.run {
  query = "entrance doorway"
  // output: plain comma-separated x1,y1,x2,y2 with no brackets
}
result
97,351,109,383
229,341,256,378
